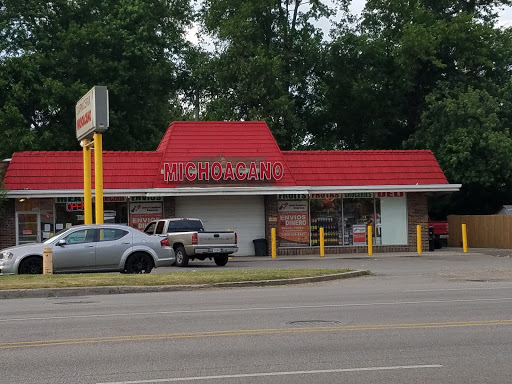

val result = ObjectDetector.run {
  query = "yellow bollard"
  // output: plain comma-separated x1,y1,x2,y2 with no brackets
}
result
94,132,104,224
271,228,277,259
368,225,373,256
417,225,422,254
43,247,53,275
462,224,468,253
320,227,325,257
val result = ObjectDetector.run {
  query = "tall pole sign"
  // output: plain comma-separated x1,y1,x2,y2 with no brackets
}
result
76,86,109,225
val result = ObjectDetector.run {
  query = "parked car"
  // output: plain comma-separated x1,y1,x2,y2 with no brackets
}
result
144,218,238,267
0,224,175,275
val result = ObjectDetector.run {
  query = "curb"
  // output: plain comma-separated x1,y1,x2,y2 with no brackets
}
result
0,270,370,300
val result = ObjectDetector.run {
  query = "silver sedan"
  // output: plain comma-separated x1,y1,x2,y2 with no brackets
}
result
0,224,175,275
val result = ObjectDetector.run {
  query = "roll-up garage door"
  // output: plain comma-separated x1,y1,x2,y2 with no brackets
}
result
175,196,265,256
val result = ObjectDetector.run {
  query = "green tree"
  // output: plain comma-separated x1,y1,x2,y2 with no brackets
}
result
0,0,192,158
407,84,512,214
199,0,343,149
323,0,512,150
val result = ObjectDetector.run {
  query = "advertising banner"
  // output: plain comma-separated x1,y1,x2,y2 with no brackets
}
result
277,200,309,247
352,225,367,246
129,202,163,230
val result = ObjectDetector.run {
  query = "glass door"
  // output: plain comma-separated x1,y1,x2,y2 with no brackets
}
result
16,212,40,245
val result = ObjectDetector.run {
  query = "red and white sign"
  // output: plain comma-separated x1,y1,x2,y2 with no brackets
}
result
277,200,309,247
377,192,405,198
163,161,284,182
352,225,367,246
75,86,109,141
129,202,163,230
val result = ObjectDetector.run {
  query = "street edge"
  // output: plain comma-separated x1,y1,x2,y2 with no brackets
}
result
0,270,371,299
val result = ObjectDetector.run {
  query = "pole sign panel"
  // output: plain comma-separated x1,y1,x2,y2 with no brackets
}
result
76,86,109,141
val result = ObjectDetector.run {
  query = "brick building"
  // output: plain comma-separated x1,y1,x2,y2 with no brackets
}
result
0,121,460,255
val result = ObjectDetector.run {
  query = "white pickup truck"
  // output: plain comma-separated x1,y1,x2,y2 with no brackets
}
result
143,218,238,267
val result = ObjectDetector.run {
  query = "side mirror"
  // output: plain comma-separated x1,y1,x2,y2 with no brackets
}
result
57,239,66,246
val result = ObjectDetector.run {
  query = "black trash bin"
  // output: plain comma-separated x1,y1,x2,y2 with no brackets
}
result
253,238,268,256
428,226,435,252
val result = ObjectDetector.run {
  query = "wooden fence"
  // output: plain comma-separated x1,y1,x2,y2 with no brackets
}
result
448,215,512,248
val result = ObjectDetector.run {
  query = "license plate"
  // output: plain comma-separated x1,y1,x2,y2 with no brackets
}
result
212,248,221,253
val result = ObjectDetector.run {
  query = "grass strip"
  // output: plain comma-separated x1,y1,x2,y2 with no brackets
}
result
0,269,363,290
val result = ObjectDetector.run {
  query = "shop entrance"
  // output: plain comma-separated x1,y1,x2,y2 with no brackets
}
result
16,212,40,245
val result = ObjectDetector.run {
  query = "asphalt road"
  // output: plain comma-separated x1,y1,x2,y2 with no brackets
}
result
2,248,512,384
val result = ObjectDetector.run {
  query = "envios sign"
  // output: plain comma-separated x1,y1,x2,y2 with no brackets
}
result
75,86,109,141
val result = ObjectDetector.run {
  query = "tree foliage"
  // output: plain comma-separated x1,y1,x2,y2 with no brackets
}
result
0,0,192,158
198,0,344,149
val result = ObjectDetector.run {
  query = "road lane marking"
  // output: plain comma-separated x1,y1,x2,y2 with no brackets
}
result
2,297,512,323
95,365,443,384
406,287,512,292
1,319,512,349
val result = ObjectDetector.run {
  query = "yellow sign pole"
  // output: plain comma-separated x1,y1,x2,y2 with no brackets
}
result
94,132,104,224
462,224,468,253
271,228,277,259
368,225,373,256
82,139,93,225
417,225,422,254
319,227,325,257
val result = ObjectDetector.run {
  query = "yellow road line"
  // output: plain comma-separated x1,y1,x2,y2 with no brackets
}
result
2,319,511,350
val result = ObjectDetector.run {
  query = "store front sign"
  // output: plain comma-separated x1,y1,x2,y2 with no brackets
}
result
352,225,367,246
163,161,284,182
130,196,162,202
56,197,126,203
277,200,309,247
344,193,373,198
376,192,404,198
278,194,308,200
129,202,163,230
75,86,109,141
311,193,341,199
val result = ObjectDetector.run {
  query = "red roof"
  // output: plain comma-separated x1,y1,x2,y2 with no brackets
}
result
4,151,162,190
3,122,449,191
153,121,297,188
282,150,448,186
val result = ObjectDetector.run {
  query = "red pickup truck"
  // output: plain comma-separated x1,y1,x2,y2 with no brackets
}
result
428,219,448,248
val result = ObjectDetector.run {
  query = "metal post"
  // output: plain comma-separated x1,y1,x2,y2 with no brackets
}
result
462,224,468,253
82,139,93,225
320,227,325,257
271,228,277,259
368,225,373,256
94,132,104,224
417,225,422,254
43,247,53,274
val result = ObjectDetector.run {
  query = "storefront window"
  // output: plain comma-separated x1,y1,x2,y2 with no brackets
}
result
310,194,343,246
310,193,381,247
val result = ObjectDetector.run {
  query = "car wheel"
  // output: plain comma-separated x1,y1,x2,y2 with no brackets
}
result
124,253,153,274
18,256,43,274
174,246,189,267
214,254,229,266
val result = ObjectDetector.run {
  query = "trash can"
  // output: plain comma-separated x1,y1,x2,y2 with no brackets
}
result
253,238,268,256
428,226,435,252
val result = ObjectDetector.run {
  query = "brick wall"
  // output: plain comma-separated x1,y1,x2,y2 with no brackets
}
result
263,192,429,256
0,199,15,249
407,192,429,252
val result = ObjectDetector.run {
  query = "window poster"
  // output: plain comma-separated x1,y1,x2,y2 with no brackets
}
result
129,202,163,230
277,200,309,247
